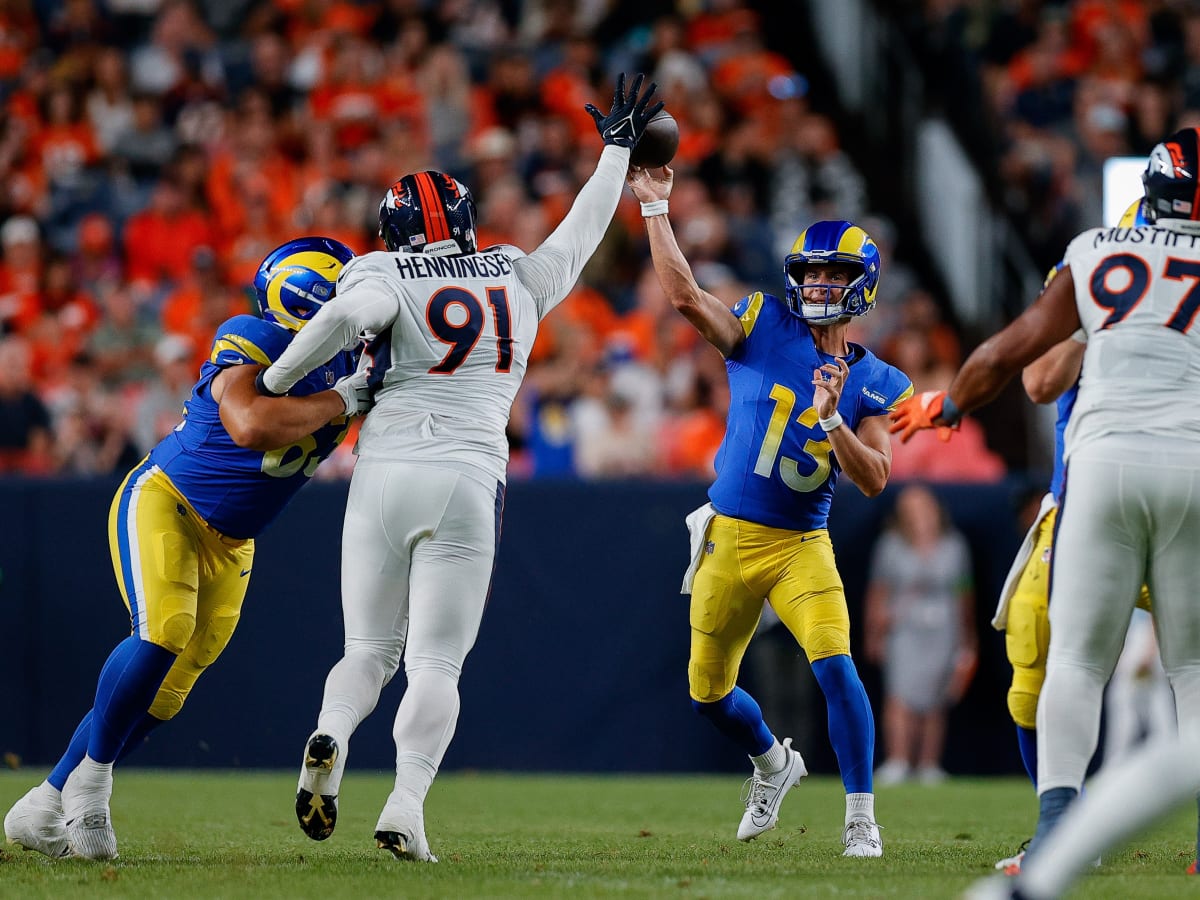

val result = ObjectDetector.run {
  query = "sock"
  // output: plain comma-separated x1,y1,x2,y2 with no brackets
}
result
751,740,787,774
393,750,437,807
69,755,114,791
48,710,93,791
87,636,177,764
1026,786,1078,859
1017,725,1038,788
692,687,774,757
1019,740,1200,899
846,791,875,824
811,654,875,794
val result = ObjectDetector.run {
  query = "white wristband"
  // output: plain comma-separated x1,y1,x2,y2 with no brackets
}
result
640,199,669,218
819,412,844,432
1070,328,1088,344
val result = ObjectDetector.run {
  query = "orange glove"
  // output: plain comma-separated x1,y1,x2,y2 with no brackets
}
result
887,390,959,443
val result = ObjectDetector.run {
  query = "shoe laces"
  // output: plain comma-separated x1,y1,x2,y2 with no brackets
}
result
844,817,882,847
740,775,772,814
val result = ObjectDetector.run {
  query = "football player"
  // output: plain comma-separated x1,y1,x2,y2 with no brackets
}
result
892,126,1200,888
3,236,371,860
991,199,1155,875
254,74,663,861
628,164,911,857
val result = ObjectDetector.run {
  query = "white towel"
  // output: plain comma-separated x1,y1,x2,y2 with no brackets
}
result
680,502,717,594
992,492,1057,630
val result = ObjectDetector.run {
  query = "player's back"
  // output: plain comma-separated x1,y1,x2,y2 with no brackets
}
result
344,248,541,484
1066,221,1200,455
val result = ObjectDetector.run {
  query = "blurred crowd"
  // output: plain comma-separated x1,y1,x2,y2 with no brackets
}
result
0,0,1002,482
915,0,1200,274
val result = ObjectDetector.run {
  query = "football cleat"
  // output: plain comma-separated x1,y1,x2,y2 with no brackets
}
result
61,767,117,861
374,795,437,862
737,737,807,841
995,839,1029,872
842,817,883,858
296,732,340,841
1187,859,1198,874
4,782,70,859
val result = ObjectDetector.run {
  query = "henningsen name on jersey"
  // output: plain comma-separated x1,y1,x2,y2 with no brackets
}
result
1092,226,1200,249
393,251,514,280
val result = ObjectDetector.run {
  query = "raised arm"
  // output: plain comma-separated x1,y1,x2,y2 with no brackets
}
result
627,165,745,356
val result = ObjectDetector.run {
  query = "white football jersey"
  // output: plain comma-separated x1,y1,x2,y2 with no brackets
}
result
1064,219,1200,458
261,146,630,484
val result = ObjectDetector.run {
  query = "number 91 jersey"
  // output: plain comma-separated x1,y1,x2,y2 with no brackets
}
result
1064,222,1200,457
708,292,912,532
148,314,357,539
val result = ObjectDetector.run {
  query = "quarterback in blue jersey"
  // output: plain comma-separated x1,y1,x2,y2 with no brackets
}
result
3,236,372,860
629,166,912,857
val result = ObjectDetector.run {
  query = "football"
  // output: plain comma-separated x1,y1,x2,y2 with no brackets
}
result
630,110,679,169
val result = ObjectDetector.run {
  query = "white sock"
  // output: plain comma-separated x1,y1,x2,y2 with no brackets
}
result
36,780,62,800
393,751,437,806
751,740,787,774
76,756,113,784
1019,738,1200,900
1036,658,1107,791
846,792,875,824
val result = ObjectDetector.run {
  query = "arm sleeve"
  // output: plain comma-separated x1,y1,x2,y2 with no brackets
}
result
512,144,629,319
262,284,400,395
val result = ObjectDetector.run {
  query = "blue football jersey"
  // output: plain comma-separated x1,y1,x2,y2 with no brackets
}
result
708,292,913,531
1049,381,1078,503
148,315,357,539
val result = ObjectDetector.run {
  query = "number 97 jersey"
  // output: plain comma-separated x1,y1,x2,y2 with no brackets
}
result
708,292,912,532
1064,222,1200,457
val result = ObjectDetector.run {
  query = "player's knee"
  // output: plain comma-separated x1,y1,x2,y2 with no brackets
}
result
156,611,197,656
804,624,850,660
149,687,186,721
1008,688,1039,730
345,637,402,675
688,662,726,704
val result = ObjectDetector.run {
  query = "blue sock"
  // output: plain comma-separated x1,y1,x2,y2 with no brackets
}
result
87,636,177,764
47,711,93,791
811,654,875,794
692,687,774,756
1017,725,1037,788
1027,786,1078,858
47,708,168,790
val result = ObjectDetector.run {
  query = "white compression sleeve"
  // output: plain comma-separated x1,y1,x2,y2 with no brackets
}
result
263,285,399,394
513,144,629,319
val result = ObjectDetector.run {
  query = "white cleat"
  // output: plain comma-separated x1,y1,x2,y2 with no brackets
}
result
61,767,118,860
374,795,437,863
4,782,70,859
737,737,808,841
296,732,341,841
842,816,883,857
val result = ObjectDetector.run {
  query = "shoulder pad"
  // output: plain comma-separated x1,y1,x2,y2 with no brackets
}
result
207,315,290,368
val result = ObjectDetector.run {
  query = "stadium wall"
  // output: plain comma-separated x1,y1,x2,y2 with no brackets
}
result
1,477,1029,776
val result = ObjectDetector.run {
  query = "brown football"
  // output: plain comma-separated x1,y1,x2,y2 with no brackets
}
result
630,110,679,169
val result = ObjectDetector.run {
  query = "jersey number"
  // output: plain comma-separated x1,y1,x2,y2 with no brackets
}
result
427,286,513,374
753,384,832,493
1091,254,1200,333
261,419,350,479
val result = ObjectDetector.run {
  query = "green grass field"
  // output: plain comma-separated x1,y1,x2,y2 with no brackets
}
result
1,770,1194,898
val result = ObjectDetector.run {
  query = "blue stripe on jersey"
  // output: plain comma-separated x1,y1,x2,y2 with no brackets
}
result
1050,382,1079,502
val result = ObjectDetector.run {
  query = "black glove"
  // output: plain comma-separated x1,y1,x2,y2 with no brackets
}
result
584,72,664,150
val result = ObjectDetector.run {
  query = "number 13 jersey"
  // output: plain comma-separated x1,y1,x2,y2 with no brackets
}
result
708,292,912,532
1065,220,1200,459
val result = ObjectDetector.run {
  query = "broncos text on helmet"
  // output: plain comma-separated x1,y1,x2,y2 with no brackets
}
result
253,236,356,332
379,171,477,257
784,220,881,324
1142,126,1200,224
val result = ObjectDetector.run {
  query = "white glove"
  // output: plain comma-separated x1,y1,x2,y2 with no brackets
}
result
332,369,373,416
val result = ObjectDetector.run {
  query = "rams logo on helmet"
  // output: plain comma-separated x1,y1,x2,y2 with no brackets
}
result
253,236,356,332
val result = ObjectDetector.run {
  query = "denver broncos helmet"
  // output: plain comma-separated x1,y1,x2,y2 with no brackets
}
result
784,220,880,324
379,171,477,256
253,236,355,332
1142,127,1200,223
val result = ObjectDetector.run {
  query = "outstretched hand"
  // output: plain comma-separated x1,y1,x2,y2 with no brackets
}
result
584,72,664,150
887,390,958,443
626,164,674,203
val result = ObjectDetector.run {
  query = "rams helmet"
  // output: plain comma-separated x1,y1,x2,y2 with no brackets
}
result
1142,127,1200,224
379,171,477,256
1117,197,1150,227
784,220,880,324
252,236,356,332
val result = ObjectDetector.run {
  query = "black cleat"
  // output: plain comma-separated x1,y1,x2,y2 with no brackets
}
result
296,733,339,840
375,829,410,859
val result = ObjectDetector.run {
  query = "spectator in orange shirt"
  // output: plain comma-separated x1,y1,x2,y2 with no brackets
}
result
20,254,100,386
34,84,100,193
122,178,215,289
